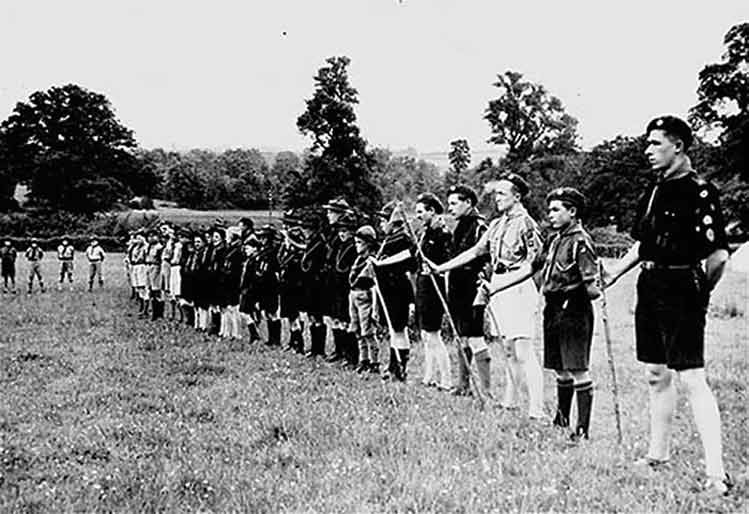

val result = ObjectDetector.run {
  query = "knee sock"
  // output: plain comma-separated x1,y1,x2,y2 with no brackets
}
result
684,373,725,478
574,380,593,438
647,377,676,462
422,333,435,384
475,349,491,394
554,378,575,427
516,338,545,417
367,336,379,364
434,334,451,388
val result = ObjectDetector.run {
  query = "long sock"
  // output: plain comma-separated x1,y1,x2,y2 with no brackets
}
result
554,378,574,427
456,347,473,390
515,338,545,417
434,334,451,388
574,380,593,438
475,349,491,394
368,335,379,364
358,334,369,364
684,371,725,478
422,333,435,384
647,376,677,462
398,349,410,381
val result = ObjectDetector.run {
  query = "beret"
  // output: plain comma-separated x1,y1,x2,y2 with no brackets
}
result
646,115,693,150
415,192,444,214
323,197,352,213
354,225,378,245
546,187,587,212
500,173,529,197
446,184,478,205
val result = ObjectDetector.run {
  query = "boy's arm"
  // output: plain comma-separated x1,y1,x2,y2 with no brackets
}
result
372,249,411,267
602,242,640,288
487,263,535,296
576,237,601,300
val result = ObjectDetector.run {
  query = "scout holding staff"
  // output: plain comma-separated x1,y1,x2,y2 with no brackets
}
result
604,116,732,495
220,226,245,339
1,239,18,293
168,229,188,321
57,238,75,290
85,238,106,291
433,185,491,396
238,233,263,343
481,187,600,441
371,202,417,382
300,212,329,358
278,210,308,354
255,225,283,346
206,228,227,335
25,238,46,294
144,230,164,320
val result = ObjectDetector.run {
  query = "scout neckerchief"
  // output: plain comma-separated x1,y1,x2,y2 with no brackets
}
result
542,220,583,286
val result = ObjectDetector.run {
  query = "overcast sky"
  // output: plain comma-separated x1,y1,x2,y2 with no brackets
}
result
1,1,746,154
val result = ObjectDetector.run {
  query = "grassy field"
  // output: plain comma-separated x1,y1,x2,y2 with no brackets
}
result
1,254,747,513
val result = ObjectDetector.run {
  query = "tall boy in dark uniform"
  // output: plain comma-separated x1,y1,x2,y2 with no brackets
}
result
327,213,358,367
256,225,282,346
301,214,329,358
278,210,308,353
604,116,732,495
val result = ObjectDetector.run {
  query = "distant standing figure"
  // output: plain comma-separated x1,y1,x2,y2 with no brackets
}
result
1,239,18,293
86,238,106,291
25,238,45,293
57,238,75,289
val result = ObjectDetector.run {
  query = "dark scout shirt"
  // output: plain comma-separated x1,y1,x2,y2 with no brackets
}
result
632,169,728,264
532,221,598,295
417,223,452,273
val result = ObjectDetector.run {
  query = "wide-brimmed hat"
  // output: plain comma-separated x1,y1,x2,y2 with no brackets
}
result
354,225,377,246
323,197,352,213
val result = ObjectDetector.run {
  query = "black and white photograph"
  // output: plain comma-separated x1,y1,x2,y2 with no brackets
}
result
1,1,748,512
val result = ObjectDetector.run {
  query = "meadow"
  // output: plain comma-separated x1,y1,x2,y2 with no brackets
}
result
1,254,747,513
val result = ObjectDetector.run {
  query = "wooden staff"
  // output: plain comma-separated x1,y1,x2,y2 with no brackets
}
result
599,260,623,445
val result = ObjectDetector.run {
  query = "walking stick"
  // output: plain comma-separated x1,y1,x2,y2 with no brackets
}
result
394,202,488,408
599,260,623,446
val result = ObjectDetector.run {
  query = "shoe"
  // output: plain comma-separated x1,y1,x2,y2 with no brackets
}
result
703,474,733,497
355,361,370,374
567,427,589,445
632,456,670,471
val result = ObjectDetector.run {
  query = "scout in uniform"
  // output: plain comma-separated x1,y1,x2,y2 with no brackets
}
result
322,198,355,363
371,202,417,382
438,176,546,417
604,116,732,495
206,228,227,335
144,230,164,320
327,213,358,367
187,232,210,332
255,225,282,346
160,226,175,302
85,238,106,291
239,235,262,343
168,230,186,320
174,230,193,324
433,185,490,396
413,193,452,390
129,232,149,314
348,225,379,374
57,238,75,289
1,239,18,293
486,187,600,441
278,210,307,353
25,238,45,294
221,226,245,339
300,213,329,358
124,232,137,299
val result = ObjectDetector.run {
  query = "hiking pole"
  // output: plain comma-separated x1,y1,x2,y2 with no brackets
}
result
599,260,623,446
394,201,488,408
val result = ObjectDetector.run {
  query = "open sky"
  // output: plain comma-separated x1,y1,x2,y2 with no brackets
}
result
1,1,747,154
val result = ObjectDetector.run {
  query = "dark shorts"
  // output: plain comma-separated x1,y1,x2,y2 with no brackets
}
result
377,282,411,332
416,274,445,332
635,268,708,371
543,287,593,372
302,276,325,318
448,284,484,337
1,264,14,278
280,286,304,320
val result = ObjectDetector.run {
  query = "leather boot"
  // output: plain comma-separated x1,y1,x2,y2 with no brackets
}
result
268,319,282,346
248,323,261,344
396,349,410,382
307,324,326,357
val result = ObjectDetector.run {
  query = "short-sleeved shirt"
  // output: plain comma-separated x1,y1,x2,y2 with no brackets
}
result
479,203,542,272
532,221,598,295
145,243,163,265
632,168,728,264
25,247,43,262
0,247,17,266
58,244,75,260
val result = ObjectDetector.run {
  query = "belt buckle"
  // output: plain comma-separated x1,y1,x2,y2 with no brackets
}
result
641,261,656,270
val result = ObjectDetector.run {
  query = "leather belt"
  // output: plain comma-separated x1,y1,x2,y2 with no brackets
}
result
641,261,696,271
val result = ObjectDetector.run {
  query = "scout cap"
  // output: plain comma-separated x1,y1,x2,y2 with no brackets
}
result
415,192,444,214
646,115,693,150
546,187,587,212
447,184,478,206
354,225,377,246
499,173,530,197
323,197,352,213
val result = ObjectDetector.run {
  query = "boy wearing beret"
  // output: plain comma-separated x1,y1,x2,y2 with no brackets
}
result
486,187,600,441
348,225,380,374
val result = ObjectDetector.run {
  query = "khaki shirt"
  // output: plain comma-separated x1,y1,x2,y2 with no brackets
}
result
532,221,598,295
478,204,541,272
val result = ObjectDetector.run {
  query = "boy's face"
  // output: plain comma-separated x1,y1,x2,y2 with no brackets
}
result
354,237,369,254
447,194,471,219
212,232,222,245
493,180,519,213
415,202,433,225
194,237,203,249
547,200,575,230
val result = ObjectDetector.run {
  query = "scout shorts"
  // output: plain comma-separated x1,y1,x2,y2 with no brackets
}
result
488,276,538,340
543,287,593,372
131,264,147,288
416,274,445,332
349,289,374,337
635,268,708,371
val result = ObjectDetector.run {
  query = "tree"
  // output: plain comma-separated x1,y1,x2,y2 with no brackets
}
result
370,148,444,204
690,22,749,182
447,138,471,187
0,84,139,213
485,71,579,164
285,56,382,214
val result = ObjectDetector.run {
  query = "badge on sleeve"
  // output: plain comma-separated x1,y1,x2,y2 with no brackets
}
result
703,215,713,225
706,228,715,242
700,189,708,198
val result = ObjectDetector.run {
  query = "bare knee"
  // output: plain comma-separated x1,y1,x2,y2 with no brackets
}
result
646,365,673,392
677,368,709,395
